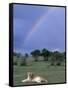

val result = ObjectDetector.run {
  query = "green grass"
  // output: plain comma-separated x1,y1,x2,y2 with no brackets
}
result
13,61,65,86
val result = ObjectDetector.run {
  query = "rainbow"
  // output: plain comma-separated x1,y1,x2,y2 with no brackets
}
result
23,7,57,45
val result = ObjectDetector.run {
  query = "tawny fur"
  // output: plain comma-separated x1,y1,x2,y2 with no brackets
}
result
21,72,48,83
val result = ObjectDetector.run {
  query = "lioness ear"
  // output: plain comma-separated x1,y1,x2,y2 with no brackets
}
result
31,73,34,78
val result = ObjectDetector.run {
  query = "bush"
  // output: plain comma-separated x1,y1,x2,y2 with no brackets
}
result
20,62,26,66
14,62,17,65
20,56,27,66
56,62,61,66
51,63,54,66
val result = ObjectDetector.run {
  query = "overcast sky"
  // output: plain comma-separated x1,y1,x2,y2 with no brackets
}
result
13,4,65,54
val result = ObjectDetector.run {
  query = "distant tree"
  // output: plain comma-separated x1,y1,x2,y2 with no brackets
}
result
13,52,17,56
49,52,55,65
13,52,21,65
50,51,64,66
17,53,21,58
62,52,66,61
41,48,50,61
31,49,40,62
20,53,28,66
25,53,29,58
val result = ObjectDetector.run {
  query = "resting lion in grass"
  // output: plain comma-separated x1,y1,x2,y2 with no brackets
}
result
21,72,48,83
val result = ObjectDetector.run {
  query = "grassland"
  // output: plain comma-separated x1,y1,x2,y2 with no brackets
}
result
13,60,65,86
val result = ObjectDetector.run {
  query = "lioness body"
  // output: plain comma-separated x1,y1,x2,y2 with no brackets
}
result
21,72,48,83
